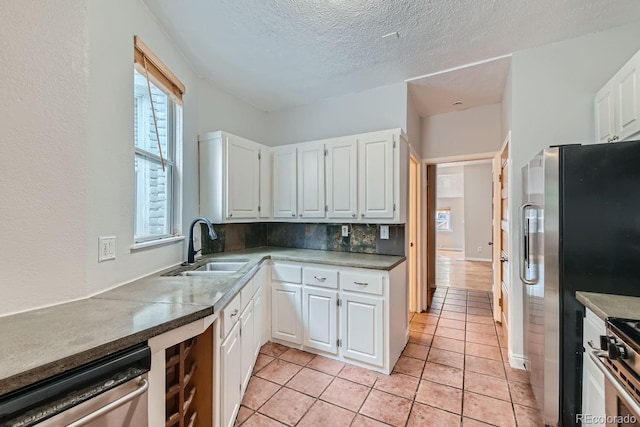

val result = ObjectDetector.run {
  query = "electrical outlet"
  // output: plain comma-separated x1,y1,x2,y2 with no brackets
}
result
477,246,482,252
99,236,116,262
342,225,349,237
380,225,389,240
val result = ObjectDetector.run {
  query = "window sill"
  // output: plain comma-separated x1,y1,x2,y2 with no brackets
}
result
130,235,185,251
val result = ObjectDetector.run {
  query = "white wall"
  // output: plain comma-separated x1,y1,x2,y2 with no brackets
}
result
463,163,493,261
422,103,502,160
0,0,271,316
406,89,423,157
436,198,465,251
0,0,89,315
265,82,408,146
507,21,640,365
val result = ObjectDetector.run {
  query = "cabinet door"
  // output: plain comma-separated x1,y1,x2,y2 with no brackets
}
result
595,82,615,144
298,143,325,219
303,287,337,354
253,285,264,359
582,353,605,426
220,322,241,427
226,136,260,218
259,148,272,219
272,147,297,219
326,138,358,219
341,293,384,367
358,133,394,219
615,58,640,141
240,301,254,394
271,282,303,344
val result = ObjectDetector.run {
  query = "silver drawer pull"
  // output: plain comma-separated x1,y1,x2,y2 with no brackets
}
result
230,309,239,318
314,276,327,282
354,281,369,286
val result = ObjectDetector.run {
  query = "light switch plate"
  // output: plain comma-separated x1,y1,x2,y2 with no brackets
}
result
342,225,349,237
99,236,116,262
380,225,389,240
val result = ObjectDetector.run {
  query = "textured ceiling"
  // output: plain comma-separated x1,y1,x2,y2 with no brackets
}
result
144,0,640,112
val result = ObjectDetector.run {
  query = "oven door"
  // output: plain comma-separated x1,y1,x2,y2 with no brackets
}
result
589,352,640,426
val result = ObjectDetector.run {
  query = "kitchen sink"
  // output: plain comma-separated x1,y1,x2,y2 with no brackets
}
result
195,261,247,272
169,260,248,276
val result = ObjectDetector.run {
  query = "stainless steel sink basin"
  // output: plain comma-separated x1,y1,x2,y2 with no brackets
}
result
165,260,248,277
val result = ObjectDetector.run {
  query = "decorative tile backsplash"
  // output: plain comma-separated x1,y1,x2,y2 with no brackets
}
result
201,223,404,256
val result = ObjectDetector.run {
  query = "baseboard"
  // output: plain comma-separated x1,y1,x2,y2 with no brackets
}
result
438,247,463,252
464,257,492,262
508,353,528,371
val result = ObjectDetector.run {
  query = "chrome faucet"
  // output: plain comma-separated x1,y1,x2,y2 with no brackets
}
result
187,217,217,264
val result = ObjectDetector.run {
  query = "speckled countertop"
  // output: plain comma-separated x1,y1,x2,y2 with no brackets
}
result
576,291,640,321
0,247,404,396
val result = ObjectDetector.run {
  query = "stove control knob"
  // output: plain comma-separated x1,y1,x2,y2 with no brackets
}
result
607,337,628,360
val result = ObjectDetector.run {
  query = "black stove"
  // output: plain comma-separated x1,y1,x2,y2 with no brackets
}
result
602,318,640,404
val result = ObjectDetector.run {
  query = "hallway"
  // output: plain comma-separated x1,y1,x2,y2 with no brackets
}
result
234,287,542,426
436,250,493,291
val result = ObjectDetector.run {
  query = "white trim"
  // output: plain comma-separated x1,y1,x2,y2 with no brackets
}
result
464,257,491,262
508,353,527,370
130,235,185,251
423,151,497,164
405,53,513,83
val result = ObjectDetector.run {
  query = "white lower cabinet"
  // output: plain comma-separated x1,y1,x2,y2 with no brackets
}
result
240,301,254,394
341,293,384,367
270,261,407,374
271,282,303,344
253,285,264,359
581,308,606,426
303,287,338,354
221,321,241,427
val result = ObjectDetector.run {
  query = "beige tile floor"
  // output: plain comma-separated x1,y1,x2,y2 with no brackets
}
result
235,287,543,427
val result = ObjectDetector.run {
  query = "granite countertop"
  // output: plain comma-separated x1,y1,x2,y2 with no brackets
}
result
0,247,405,396
576,291,640,321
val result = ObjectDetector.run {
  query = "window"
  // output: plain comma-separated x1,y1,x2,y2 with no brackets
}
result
133,36,184,244
436,208,451,231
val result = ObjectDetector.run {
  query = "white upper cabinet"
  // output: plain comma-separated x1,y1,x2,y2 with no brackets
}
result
199,131,265,222
595,49,640,143
358,131,395,220
326,137,358,220
259,148,272,219
272,146,297,219
297,143,326,219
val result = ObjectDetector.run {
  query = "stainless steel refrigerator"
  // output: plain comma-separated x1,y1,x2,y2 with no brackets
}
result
521,141,640,427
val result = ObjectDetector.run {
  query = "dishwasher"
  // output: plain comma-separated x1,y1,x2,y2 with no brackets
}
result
0,343,151,426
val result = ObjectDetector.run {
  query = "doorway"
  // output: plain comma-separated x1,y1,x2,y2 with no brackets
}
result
492,135,510,324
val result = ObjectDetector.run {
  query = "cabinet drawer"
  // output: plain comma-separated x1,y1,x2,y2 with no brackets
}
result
303,267,338,289
222,292,241,339
271,264,302,284
340,271,384,295
583,308,606,350
240,277,255,310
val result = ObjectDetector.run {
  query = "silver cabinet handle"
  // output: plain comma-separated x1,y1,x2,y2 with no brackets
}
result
229,213,233,217
519,202,537,285
354,281,368,286
292,213,296,217
352,213,356,218
230,309,239,318
314,276,326,282
361,214,365,218
66,378,149,427
300,213,303,217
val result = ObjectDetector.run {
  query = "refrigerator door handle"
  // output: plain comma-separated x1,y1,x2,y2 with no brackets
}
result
520,202,537,285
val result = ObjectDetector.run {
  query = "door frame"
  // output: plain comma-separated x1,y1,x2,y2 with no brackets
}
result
492,133,511,322
408,152,424,312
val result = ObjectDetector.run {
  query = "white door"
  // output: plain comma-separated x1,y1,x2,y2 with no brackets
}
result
272,147,297,219
226,136,260,219
326,138,358,219
303,287,337,354
595,82,616,144
220,321,241,427
341,293,384,367
298,143,326,219
240,301,254,394
615,59,640,141
358,132,394,219
271,283,303,344
259,148,272,219
253,285,264,358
